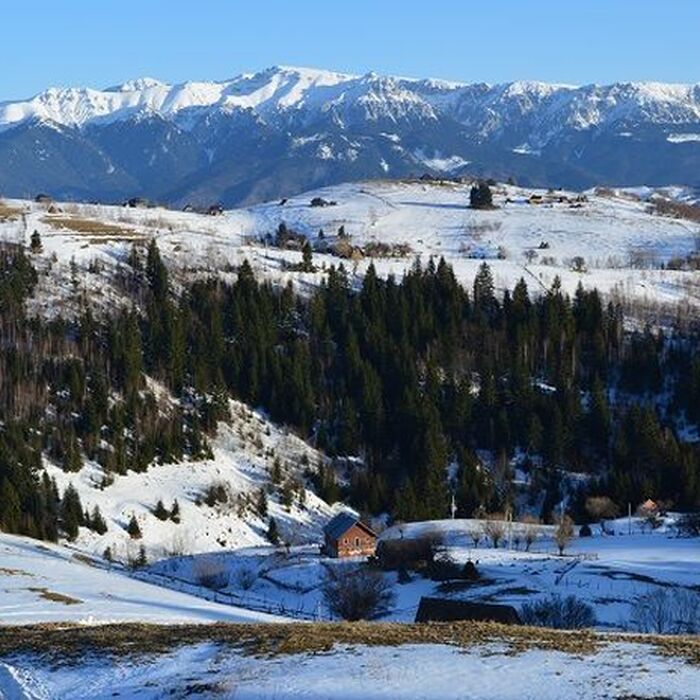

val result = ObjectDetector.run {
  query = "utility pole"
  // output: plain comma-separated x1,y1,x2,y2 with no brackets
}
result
628,502,632,535
450,492,457,520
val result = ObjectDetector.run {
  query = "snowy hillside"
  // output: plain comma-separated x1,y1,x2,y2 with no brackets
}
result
139,516,700,629
2,178,698,319
0,533,281,625
2,66,700,204
42,399,334,562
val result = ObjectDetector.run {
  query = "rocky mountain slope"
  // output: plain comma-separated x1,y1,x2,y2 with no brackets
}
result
1,66,700,205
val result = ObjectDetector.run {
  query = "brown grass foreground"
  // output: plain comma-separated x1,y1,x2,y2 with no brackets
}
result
1,621,700,666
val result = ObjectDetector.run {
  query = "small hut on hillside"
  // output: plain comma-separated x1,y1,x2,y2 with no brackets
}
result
323,512,377,558
415,597,521,624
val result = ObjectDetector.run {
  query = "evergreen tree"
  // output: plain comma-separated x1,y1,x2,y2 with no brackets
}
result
470,181,493,209
256,488,268,518
153,499,169,521
127,514,142,539
301,240,314,272
30,230,43,254
136,544,148,568
267,516,280,545
89,505,108,535
60,484,84,541
0,478,21,533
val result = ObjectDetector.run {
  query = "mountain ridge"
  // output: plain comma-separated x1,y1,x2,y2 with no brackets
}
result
1,65,700,205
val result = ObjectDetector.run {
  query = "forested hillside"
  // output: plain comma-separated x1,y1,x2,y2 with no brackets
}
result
1,238,699,543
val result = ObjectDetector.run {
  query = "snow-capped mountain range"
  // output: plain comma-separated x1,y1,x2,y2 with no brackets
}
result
1,65,700,205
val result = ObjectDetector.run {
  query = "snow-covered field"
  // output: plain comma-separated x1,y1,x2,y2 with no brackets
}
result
1,178,699,320
4,519,700,698
134,517,700,629
4,637,700,700
0,533,281,625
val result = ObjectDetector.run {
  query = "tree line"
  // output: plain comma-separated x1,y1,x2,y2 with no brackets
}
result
1,239,699,541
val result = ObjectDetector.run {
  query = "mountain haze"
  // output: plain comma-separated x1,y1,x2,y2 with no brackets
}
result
1,66,700,205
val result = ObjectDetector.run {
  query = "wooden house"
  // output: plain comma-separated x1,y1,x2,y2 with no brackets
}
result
323,512,377,558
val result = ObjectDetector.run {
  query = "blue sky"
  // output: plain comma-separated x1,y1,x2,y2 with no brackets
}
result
2,0,699,100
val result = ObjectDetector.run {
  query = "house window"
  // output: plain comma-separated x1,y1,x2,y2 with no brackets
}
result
355,537,360,547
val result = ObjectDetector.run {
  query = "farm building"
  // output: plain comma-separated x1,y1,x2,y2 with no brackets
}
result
415,597,521,624
323,512,377,558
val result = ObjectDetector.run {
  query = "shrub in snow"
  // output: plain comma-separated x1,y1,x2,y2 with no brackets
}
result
376,532,442,571
204,481,231,507
462,560,480,581
570,255,587,273
579,523,592,537
397,565,411,584
631,588,700,634
322,565,395,621
193,557,229,590
234,566,257,591
675,513,700,537
427,552,463,581
520,594,596,630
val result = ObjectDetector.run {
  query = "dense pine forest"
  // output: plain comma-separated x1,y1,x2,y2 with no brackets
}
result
1,238,699,542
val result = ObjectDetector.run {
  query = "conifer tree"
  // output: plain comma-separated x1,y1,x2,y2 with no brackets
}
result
30,230,43,254
0,478,21,533
154,499,169,521
256,488,268,518
127,514,142,539
89,505,108,535
60,484,84,541
267,517,280,545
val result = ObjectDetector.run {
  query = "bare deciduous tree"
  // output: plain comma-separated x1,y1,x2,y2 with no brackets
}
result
322,565,395,621
521,594,596,629
585,496,619,530
631,588,700,634
483,513,507,548
193,556,229,590
520,515,541,552
554,514,575,555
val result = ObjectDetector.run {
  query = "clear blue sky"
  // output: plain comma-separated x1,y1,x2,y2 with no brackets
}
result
2,0,699,100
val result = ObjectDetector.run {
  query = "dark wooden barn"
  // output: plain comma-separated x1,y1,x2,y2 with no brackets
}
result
414,597,521,624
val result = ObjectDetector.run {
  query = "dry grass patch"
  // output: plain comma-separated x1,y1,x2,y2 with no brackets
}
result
0,203,23,221
4,622,700,668
0,567,33,577
0,621,600,661
42,215,145,243
26,587,83,606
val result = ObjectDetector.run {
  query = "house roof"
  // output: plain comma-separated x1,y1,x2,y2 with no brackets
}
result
414,597,521,624
323,511,376,540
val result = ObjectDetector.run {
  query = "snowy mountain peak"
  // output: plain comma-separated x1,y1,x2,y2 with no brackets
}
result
1,66,700,203
108,77,169,92
3,67,699,132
